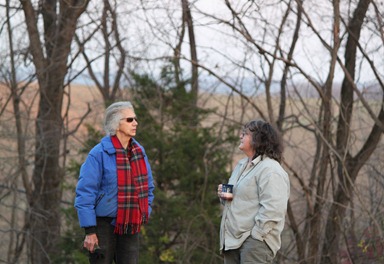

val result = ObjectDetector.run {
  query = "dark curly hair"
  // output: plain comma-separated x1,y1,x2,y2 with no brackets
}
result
243,120,283,163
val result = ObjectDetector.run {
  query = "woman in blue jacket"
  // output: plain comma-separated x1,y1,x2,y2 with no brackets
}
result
75,101,155,264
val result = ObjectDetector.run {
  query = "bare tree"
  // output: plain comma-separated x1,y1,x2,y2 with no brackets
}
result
181,0,199,106
191,0,384,263
324,0,384,262
1,1,37,263
18,0,89,262
74,0,127,106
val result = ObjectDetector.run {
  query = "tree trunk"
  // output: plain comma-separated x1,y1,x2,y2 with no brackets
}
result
322,0,374,263
29,81,64,263
20,0,90,262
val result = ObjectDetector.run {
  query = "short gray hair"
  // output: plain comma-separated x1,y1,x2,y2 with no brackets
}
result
104,101,134,135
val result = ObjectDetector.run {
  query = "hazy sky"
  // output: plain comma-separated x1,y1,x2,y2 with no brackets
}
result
2,0,379,88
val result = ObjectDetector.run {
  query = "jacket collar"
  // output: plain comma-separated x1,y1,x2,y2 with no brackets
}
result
239,154,263,167
101,136,116,154
101,136,141,155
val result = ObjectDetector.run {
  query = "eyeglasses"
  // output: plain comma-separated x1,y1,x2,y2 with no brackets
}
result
121,117,138,123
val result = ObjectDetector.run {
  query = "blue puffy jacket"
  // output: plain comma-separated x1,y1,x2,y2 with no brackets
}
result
74,136,155,228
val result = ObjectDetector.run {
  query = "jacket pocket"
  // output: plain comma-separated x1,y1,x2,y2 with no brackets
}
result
94,193,105,208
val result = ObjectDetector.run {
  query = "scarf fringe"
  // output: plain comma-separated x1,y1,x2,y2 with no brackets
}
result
114,213,148,235
114,223,141,235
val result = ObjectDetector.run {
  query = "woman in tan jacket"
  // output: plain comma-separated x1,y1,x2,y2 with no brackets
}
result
217,120,290,264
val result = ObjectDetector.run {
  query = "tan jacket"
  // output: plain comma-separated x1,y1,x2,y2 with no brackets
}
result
219,155,290,256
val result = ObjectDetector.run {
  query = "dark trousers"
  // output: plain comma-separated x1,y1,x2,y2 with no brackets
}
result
89,217,139,264
223,236,274,264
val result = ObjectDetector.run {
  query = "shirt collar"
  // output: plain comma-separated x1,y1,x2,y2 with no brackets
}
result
250,155,263,166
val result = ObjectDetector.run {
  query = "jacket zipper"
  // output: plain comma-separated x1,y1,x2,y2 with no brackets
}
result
95,193,105,208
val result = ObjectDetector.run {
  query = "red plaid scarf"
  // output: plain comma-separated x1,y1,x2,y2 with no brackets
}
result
111,135,149,234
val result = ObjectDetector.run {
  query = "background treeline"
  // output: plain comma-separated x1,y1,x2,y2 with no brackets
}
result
0,1,383,264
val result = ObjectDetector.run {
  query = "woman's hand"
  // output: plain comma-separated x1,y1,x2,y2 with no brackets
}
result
217,184,223,198
83,233,99,253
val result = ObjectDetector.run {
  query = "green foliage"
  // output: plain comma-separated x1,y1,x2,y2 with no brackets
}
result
132,67,235,264
79,124,104,155
54,206,89,264
57,124,104,264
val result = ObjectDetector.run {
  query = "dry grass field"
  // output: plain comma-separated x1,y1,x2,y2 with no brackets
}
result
1,81,382,208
